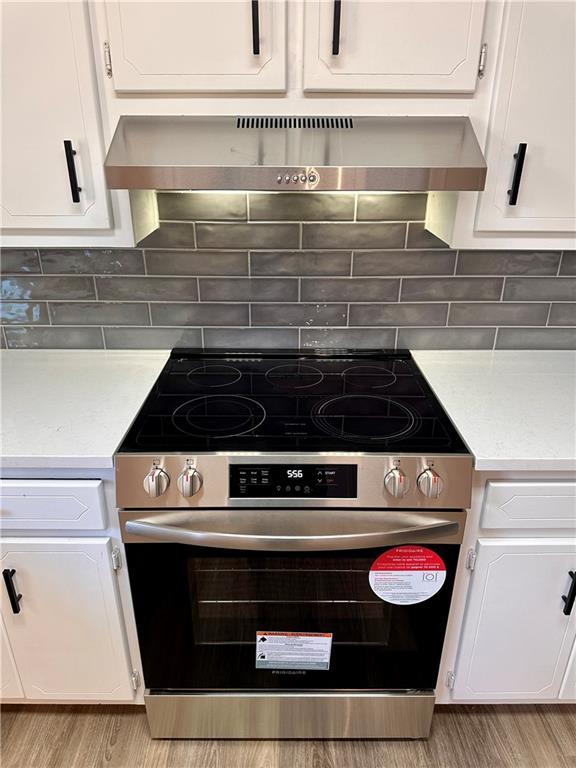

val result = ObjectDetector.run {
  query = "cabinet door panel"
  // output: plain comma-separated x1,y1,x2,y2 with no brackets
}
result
0,615,24,700
105,1,286,92
453,539,576,700
477,2,576,232
0,538,133,701
304,0,486,92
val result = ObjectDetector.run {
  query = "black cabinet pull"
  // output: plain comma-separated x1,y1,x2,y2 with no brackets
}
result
562,570,576,616
2,569,22,615
507,142,527,206
63,140,82,203
332,0,342,55
251,0,260,55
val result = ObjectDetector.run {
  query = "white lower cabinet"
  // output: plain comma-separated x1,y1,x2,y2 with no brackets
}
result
0,538,134,701
0,614,24,699
453,539,576,701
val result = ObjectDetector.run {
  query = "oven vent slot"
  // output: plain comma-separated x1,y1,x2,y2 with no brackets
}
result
236,116,354,129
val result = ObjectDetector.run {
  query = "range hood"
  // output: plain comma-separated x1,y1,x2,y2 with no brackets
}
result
104,116,487,192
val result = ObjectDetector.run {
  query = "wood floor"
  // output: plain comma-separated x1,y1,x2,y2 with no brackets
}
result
1,704,575,768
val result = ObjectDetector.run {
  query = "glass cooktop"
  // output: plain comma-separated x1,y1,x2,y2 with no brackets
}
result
118,349,468,454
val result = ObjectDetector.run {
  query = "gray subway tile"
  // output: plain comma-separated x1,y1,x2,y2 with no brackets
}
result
199,278,297,302
353,250,456,276
96,277,198,302
157,192,247,221
349,303,447,327
560,251,576,275
4,326,104,349
250,251,351,276
457,250,561,276
357,193,427,221
548,303,576,326
301,278,399,302
406,223,449,249
0,249,41,274
40,249,144,275
1,329,5,348
249,193,354,221
496,328,576,350
302,223,406,250
251,303,347,327
196,223,299,249
397,327,496,350
203,328,299,349
0,301,49,325
448,302,550,327
104,327,202,349
138,224,196,249
49,302,150,327
1,276,95,300
145,250,248,276
150,303,248,326
300,328,396,349
503,277,576,301
401,277,503,302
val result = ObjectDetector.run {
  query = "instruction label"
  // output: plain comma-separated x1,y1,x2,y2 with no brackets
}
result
255,631,332,670
369,546,446,605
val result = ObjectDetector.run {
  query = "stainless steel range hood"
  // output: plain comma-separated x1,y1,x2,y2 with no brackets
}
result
104,116,487,192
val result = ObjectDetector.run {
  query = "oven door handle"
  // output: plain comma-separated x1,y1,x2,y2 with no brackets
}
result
124,509,462,551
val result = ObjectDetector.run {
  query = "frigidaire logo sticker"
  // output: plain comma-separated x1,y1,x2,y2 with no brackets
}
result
369,546,446,605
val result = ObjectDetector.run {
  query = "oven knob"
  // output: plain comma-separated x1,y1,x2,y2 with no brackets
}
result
177,466,203,497
384,468,409,498
143,468,170,497
417,468,444,499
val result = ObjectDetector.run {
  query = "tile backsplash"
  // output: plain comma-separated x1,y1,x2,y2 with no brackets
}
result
1,192,574,350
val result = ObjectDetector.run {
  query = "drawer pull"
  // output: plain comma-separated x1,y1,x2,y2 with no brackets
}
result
332,0,342,55
2,569,22,614
251,0,260,55
63,140,82,203
507,142,527,206
562,570,576,616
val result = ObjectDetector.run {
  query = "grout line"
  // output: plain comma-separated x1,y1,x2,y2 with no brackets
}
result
299,223,303,250
92,276,99,301
298,277,301,302
246,193,251,223
1,326,7,348
393,327,399,349
192,222,198,249
200,327,205,349
499,277,506,302
143,251,149,275
557,251,564,276
248,251,252,276
545,302,553,327
196,276,201,302
353,193,359,223
446,302,452,326
349,252,354,276
493,327,499,350
147,302,153,327
346,303,350,326
403,223,410,249
453,250,460,276
248,303,252,327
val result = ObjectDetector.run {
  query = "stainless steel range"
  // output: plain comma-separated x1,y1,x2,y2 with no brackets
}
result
116,349,472,739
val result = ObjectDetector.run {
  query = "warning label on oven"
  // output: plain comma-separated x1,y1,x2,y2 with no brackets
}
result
369,546,446,605
255,631,332,670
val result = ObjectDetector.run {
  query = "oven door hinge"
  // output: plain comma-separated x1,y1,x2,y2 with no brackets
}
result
478,42,488,78
465,547,477,571
104,41,113,78
446,670,456,689
111,547,122,571
131,670,140,691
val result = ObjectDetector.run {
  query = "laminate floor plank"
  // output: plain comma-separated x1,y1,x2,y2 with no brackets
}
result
1,704,575,768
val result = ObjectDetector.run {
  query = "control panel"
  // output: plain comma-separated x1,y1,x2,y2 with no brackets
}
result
276,171,319,186
230,464,357,498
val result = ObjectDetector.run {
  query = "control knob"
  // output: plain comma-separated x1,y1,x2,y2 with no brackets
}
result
384,468,409,498
417,468,444,498
177,465,203,497
143,467,170,497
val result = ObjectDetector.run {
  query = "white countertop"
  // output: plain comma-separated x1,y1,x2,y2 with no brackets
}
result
413,350,576,472
1,350,169,469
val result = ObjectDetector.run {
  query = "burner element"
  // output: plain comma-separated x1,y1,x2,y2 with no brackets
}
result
265,363,324,390
311,395,419,443
343,365,397,390
187,364,242,388
172,395,266,438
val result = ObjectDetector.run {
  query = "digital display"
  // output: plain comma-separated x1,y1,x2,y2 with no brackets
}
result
229,465,357,498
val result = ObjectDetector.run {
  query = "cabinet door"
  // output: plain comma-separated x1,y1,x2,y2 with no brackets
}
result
0,2,110,230
303,0,486,92
476,2,576,232
0,615,24,700
105,1,286,92
453,539,576,701
560,637,576,700
0,538,134,701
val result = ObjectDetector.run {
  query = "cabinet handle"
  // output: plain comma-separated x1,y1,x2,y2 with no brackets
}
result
251,0,260,55
507,142,527,206
2,569,22,615
332,0,342,55
562,570,576,616
63,140,82,203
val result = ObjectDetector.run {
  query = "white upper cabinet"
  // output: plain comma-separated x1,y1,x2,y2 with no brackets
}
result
104,1,286,92
476,1,576,232
303,0,486,92
0,2,110,230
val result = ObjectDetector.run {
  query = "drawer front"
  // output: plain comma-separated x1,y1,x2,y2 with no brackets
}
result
482,481,576,531
0,480,106,531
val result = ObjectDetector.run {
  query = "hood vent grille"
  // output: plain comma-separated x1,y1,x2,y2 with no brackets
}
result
236,116,354,130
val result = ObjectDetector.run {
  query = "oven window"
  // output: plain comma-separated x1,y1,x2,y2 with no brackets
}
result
126,544,459,692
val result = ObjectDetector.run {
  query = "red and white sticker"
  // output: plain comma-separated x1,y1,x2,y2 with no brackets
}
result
369,546,446,605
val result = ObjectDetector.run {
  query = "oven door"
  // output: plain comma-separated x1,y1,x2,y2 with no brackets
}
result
121,508,464,694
